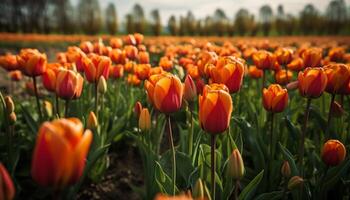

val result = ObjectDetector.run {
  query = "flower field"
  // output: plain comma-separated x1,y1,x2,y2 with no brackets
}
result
0,33,350,200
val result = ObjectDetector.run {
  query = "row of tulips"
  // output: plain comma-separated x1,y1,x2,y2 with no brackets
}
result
0,34,350,199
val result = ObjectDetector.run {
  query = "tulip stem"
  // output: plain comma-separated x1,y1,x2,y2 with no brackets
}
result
65,100,69,117
211,134,216,200
95,83,98,119
262,70,266,91
188,105,194,156
270,112,275,161
318,167,329,200
326,94,336,139
234,180,240,200
298,98,312,176
55,95,60,118
167,115,176,195
32,76,42,120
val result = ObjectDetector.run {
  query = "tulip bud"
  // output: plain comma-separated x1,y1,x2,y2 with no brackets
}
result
0,163,15,200
134,101,143,119
98,76,107,94
4,96,14,114
227,149,245,180
288,176,304,190
281,161,291,178
331,101,344,118
192,178,205,199
262,84,288,113
87,111,98,130
184,75,197,102
43,101,53,118
286,81,298,91
298,67,327,98
139,108,151,132
321,139,346,166
9,112,16,124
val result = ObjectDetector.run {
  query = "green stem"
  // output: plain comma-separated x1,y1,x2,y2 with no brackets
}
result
167,115,176,195
299,98,312,177
188,106,194,156
211,134,217,200
65,99,69,117
262,70,266,91
326,94,336,139
234,180,240,200
282,177,288,200
95,83,99,119
318,167,329,200
55,94,60,118
270,112,275,161
32,76,42,120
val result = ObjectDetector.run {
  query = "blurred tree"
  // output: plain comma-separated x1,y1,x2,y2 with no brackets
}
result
249,15,259,36
106,3,118,35
326,0,347,34
150,9,162,36
213,9,228,36
299,4,320,35
179,16,186,36
234,8,251,36
168,15,178,36
259,4,273,36
79,0,102,35
126,14,134,34
204,16,213,35
186,11,196,35
275,5,286,35
196,20,204,36
56,0,76,34
132,4,146,34
285,14,297,35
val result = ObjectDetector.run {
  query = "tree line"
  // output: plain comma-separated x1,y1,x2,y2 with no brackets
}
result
0,0,349,36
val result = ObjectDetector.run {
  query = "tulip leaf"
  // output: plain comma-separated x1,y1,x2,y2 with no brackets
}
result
154,161,179,194
284,117,298,141
255,191,284,200
323,159,350,189
238,170,264,200
279,143,299,176
20,104,38,134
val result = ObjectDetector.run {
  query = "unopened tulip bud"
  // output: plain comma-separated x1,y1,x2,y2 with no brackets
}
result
322,139,346,166
281,161,291,178
139,108,151,132
4,96,14,114
227,149,245,180
193,178,205,199
134,101,142,119
184,75,197,102
9,112,16,124
288,176,304,190
98,76,107,94
0,163,15,200
43,101,53,117
87,111,98,130
331,101,344,118
286,81,298,91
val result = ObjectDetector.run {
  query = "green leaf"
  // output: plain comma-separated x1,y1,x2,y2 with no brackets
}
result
154,161,178,194
20,104,38,134
279,143,299,176
284,117,298,141
324,159,350,189
238,170,264,200
255,191,284,200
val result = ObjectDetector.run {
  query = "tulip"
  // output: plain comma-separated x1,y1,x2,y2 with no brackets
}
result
124,61,137,73
324,64,350,94
150,66,164,76
154,193,192,200
127,74,141,86
199,84,232,134
134,33,144,45
281,161,291,178
79,41,94,54
109,38,123,49
252,50,277,70
298,67,327,98
138,51,150,64
288,176,304,190
159,56,173,71
66,47,86,72
183,75,197,102
275,48,293,65
56,52,67,64
287,58,304,71
275,70,293,85
321,140,346,166
0,163,15,200
83,54,111,83
93,40,105,55
187,65,199,79
227,149,245,180
8,70,22,81
42,63,61,92
43,101,53,118
110,65,124,79
210,56,246,93
139,108,151,132
0,54,19,71
31,118,92,189
134,101,143,119
262,84,288,113
197,51,218,76
124,34,136,46
248,65,263,79
55,68,84,100
97,76,107,94
301,47,322,68
124,45,138,60
87,111,98,130
110,49,127,65
328,47,345,62
134,64,151,80
4,96,14,115
17,49,47,77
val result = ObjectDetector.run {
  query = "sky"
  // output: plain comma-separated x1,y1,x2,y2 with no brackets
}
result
73,0,350,25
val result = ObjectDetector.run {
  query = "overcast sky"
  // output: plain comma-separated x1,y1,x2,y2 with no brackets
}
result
73,0,350,25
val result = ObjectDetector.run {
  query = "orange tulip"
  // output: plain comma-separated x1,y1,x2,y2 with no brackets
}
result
248,66,263,79
159,56,173,71
110,49,127,64
110,65,124,79
328,47,345,62
124,61,136,73
138,51,150,64
65,47,86,72
134,64,151,80
93,40,105,55
124,45,138,60
139,108,151,132
56,52,67,64
109,38,123,49
252,50,276,70
83,54,111,83
298,67,327,98
301,47,322,68
150,67,164,76
0,163,15,200
199,84,232,134
210,56,245,93
134,33,144,45
287,58,304,72
262,84,288,113
0,53,19,71
275,70,293,85
127,74,141,86
55,69,84,100
42,63,61,92
134,101,143,119
275,48,293,65
8,70,22,81
321,140,346,166
124,34,136,46
197,51,218,76
154,193,192,200
145,73,183,113
17,49,47,77
79,41,94,54
184,74,197,102
324,64,350,94
31,118,92,188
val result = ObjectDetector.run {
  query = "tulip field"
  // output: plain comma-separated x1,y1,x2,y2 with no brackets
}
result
1,34,350,200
